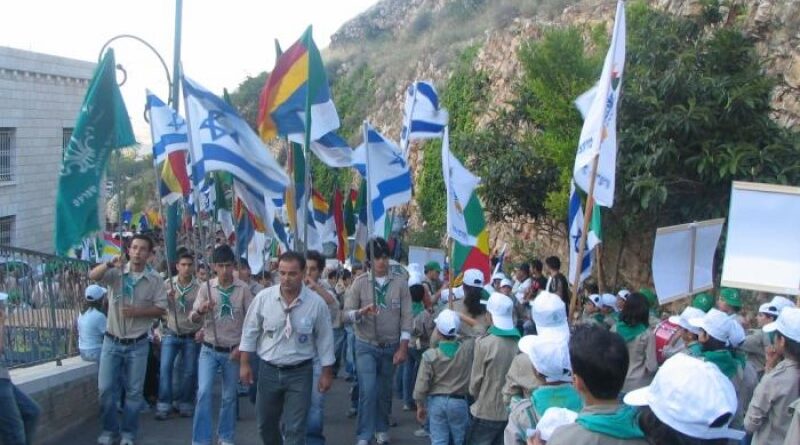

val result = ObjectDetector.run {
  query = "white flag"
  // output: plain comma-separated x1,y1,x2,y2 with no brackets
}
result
442,127,480,246
573,0,625,208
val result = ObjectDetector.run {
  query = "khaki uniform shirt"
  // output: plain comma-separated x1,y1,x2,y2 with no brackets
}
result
239,284,335,367
413,338,475,402
453,299,491,338
503,352,543,406
411,309,435,350
469,333,519,421
191,278,253,348
101,264,167,339
548,404,649,445
164,277,201,334
611,325,658,392
344,273,412,345
745,358,800,445
740,329,768,375
247,281,264,298
320,280,342,329
784,398,800,445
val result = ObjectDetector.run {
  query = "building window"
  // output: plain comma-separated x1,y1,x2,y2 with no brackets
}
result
62,128,73,158
0,215,14,245
0,128,14,182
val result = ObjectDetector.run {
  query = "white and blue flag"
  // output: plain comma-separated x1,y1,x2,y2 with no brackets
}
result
146,91,188,165
568,182,600,285
353,124,413,238
400,81,449,153
289,130,352,168
182,75,289,199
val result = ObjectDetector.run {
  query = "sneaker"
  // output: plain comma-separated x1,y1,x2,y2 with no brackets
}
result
218,441,234,445
97,433,116,445
120,438,134,445
356,440,370,445
375,432,390,444
154,411,170,421
413,428,429,438
402,403,414,411
179,409,193,418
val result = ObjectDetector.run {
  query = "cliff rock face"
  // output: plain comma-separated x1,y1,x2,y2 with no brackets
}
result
328,0,799,288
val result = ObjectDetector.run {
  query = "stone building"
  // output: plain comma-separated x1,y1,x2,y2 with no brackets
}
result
0,46,94,252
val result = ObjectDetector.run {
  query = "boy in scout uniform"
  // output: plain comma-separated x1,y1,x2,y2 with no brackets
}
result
745,307,800,445
189,245,253,445
547,325,648,445
89,234,167,445
468,292,521,445
413,309,475,445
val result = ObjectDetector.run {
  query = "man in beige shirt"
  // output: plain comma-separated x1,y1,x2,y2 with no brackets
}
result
188,245,253,445
89,234,167,445
468,292,521,445
344,237,411,445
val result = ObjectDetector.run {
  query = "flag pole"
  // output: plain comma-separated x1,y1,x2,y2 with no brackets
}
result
115,150,127,337
364,121,378,312
569,154,599,321
446,238,454,310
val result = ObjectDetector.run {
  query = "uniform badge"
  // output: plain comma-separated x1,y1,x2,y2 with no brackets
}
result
298,334,309,344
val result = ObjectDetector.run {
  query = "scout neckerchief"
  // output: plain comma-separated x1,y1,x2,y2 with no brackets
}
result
175,278,196,312
412,301,424,316
702,349,745,378
576,404,645,439
488,326,521,339
216,282,236,319
615,320,648,342
374,276,391,309
121,270,145,303
686,341,703,357
279,290,303,338
437,340,460,358
532,385,583,422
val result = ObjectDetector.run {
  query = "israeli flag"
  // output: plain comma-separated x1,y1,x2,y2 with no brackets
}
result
400,81,449,153
182,75,289,200
288,130,352,168
568,182,600,284
146,91,188,165
352,124,412,237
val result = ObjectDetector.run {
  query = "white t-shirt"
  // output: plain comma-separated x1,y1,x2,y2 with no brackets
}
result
514,278,532,303
77,308,107,351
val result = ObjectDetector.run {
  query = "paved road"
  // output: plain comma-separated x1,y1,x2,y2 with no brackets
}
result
51,375,428,445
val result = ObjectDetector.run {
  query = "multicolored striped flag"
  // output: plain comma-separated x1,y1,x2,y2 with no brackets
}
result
146,91,190,205
450,191,491,283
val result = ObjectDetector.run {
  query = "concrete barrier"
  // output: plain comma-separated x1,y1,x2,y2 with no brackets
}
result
9,356,97,444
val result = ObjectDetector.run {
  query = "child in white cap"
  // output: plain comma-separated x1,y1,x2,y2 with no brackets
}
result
78,284,108,362
745,307,800,445
741,296,795,376
452,269,492,339
580,294,605,327
413,309,475,445
505,335,583,444
468,292,522,444
600,294,619,329
662,306,705,359
624,353,745,444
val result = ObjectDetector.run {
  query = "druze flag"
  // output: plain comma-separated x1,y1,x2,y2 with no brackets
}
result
55,49,135,254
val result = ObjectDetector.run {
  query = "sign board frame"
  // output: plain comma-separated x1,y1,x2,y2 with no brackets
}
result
408,246,446,271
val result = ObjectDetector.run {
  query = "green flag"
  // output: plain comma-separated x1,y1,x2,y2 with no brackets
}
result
214,171,233,212
343,187,356,236
55,49,135,254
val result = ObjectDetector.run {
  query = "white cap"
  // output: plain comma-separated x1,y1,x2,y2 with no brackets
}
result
668,306,705,335
600,293,618,311
587,294,601,307
435,309,461,337
769,296,795,314
408,272,423,287
617,289,630,301
531,291,569,339
500,278,513,289
518,335,572,383
764,307,800,343
535,408,578,441
758,302,780,318
486,292,515,330
624,354,744,441
84,284,107,302
463,269,485,288
491,271,507,282
689,309,739,346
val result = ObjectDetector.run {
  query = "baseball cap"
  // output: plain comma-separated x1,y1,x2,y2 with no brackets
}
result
719,288,742,308
769,296,795,314
763,307,800,343
463,268,485,288
625,354,744,441
668,306,705,335
601,293,618,310
535,408,578,441
84,284,108,302
616,289,630,301
491,271,507,282
424,261,441,272
435,309,461,337
486,292,515,330
439,285,464,304
500,278,513,289
689,309,737,345
518,335,572,383
530,291,569,339
692,292,715,312
586,294,602,308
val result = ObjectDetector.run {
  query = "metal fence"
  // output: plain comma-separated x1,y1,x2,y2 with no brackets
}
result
1,245,92,368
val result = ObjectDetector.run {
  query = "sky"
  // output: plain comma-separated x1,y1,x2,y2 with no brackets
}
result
2,0,378,147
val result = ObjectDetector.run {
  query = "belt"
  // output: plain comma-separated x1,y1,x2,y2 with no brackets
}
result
357,338,398,349
430,393,468,400
263,359,312,370
165,330,196,339
202,342,237,353
105,332,148,345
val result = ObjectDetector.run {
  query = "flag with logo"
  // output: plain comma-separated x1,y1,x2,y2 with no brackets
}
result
442,127,480,246
55,49,136,254
568,182,601,284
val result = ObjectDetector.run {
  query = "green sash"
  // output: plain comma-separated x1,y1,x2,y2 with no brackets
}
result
576,405,645,439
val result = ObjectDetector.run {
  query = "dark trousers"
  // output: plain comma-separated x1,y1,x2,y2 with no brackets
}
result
256,359,313,445
0,379,40,445
467,417,507,445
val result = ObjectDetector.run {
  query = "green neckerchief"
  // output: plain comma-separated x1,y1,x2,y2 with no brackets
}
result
593,313,606,324
412,301,424,316
488,326,521,339
122,272,145,303
373,278,391,309
216,283,236,319
576,404,645,439
615,320,647,342
175,278,196,312
686,342,703,357
438,340,460,359
532,385,583,420
702,349,745,378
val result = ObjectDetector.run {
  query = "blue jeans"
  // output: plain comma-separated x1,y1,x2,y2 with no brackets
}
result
98,337,149,441
332,328,345,374
158,334,199,414
467,417,507,445
0,378,41,445
344,326,356,378
192,345,240,445
355,339,396,441
256,359,313,445
80,348,101,363
306,361,325,445
428,395,469,445
402,347,422,407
